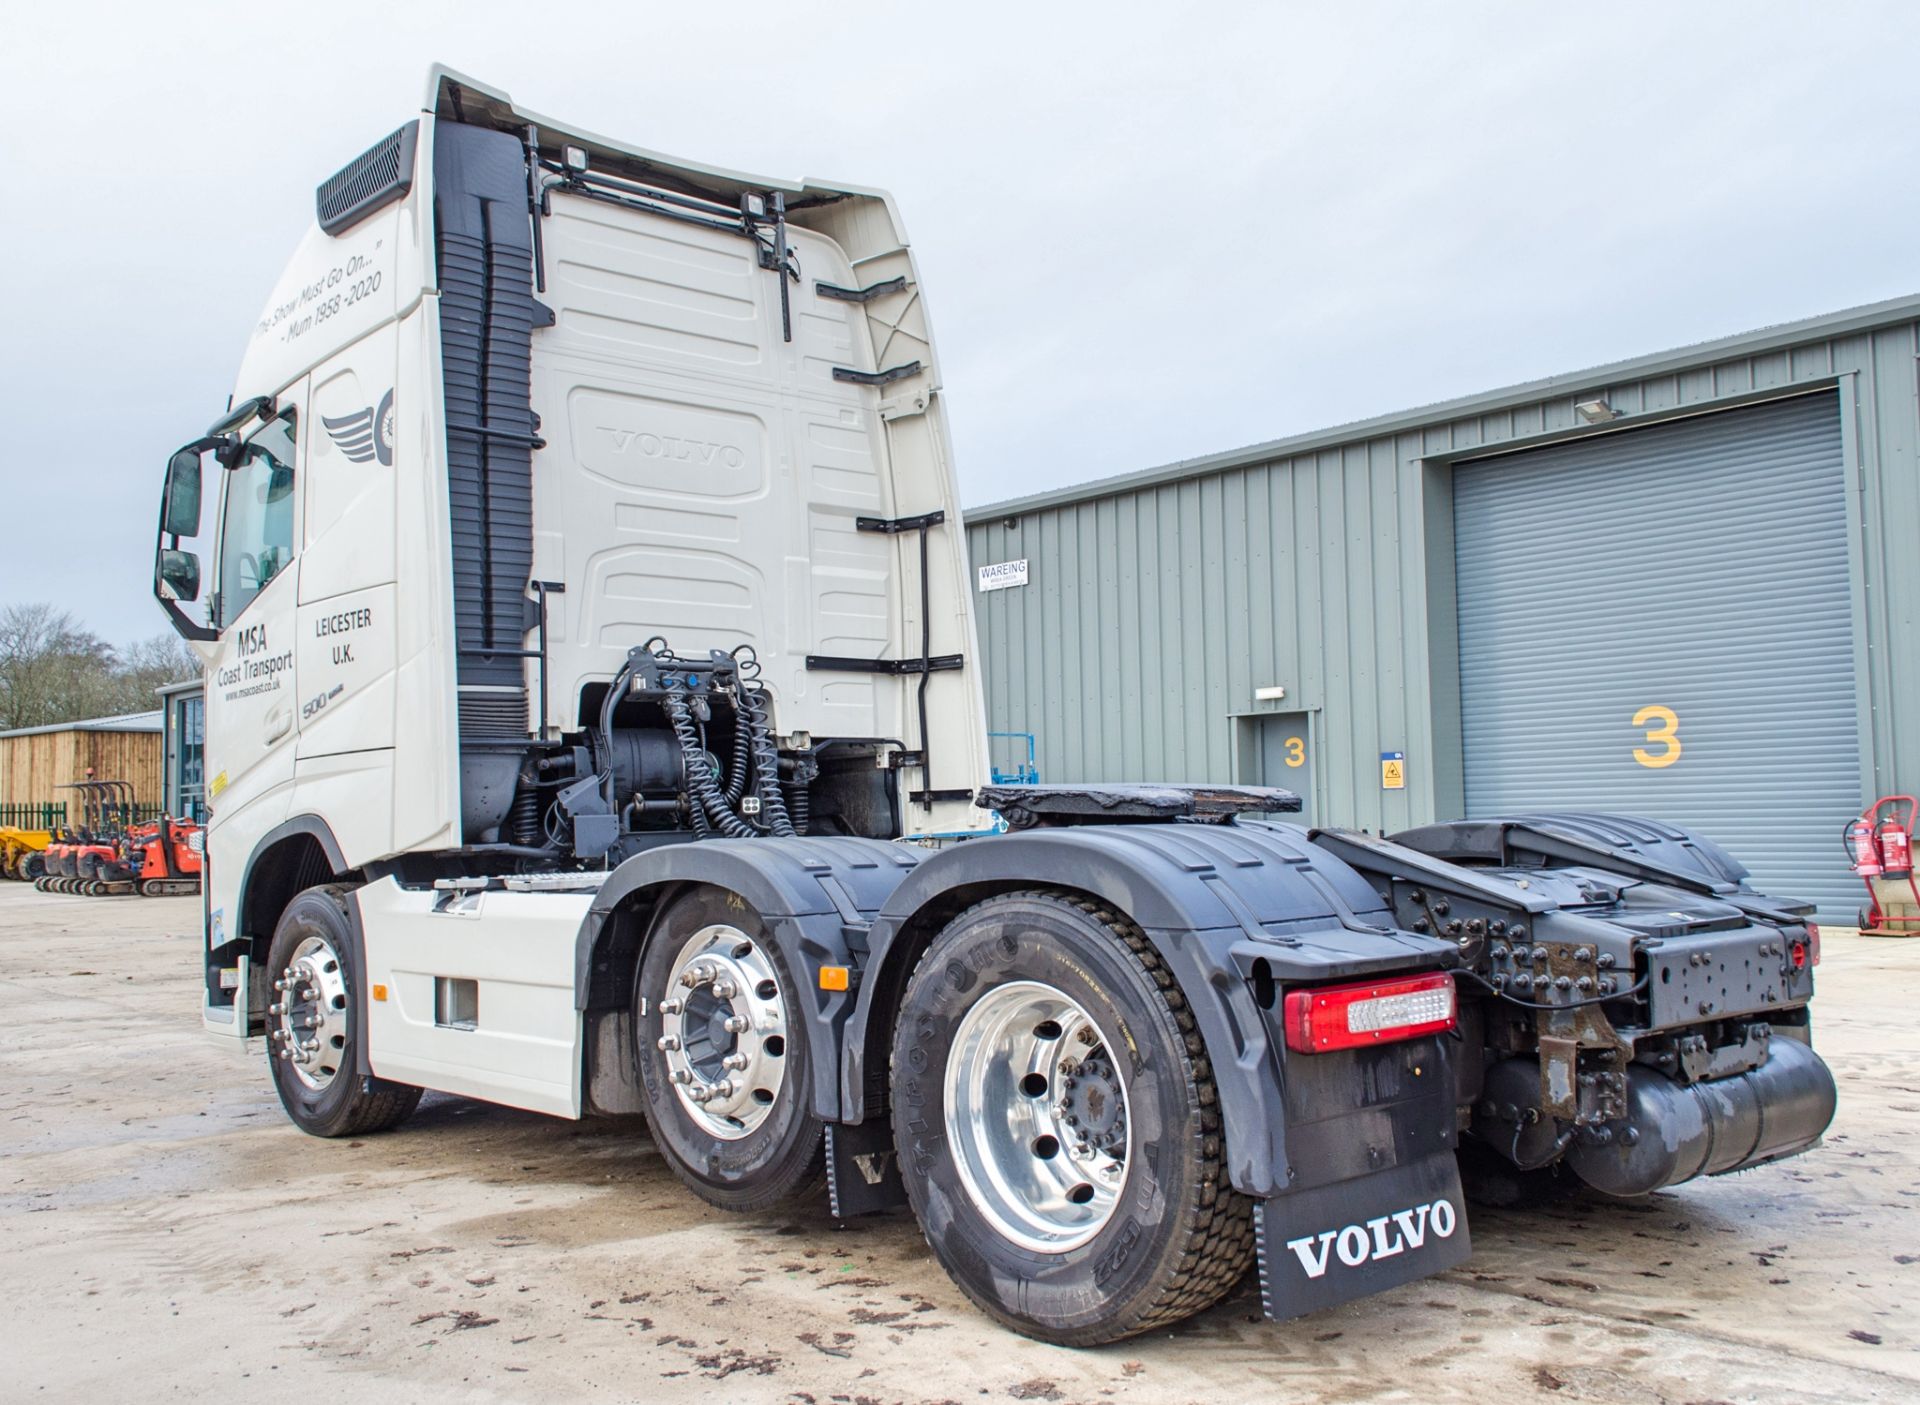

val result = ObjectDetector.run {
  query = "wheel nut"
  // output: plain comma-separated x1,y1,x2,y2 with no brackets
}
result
269,1002,284,1016
723,1052,748,1070
671,1069,692,1085
659,998,683,1015
724,1015,749,1033
712,1080,735,1097
658,1035,680,1051
713,979,737,999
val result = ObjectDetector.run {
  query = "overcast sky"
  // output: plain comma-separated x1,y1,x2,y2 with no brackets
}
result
5,1,1918,643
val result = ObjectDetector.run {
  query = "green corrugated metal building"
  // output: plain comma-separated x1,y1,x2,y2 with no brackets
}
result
963,294,1920,918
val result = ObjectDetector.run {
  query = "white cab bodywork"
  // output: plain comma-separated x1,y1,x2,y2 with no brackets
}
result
357,878,597,1117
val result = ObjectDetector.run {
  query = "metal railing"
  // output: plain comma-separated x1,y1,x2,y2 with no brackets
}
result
0,803,67,830
988,732,1041,786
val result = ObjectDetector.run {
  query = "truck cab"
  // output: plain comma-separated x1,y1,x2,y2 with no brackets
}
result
155,69,994,1041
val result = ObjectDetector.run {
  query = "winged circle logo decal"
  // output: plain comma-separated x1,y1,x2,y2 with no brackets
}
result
322,388,395,466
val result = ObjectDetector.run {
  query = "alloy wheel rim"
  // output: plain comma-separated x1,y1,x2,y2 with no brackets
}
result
271,933,350,1090
656,924,789,1140
943,980,1131,1253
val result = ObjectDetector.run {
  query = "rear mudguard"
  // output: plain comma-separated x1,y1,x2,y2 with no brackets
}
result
845,820,1458,1197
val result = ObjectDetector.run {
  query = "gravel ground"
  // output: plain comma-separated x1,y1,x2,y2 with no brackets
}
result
2,883,1916,1403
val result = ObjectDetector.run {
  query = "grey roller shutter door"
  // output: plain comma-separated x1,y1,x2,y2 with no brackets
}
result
1454,392,1860,917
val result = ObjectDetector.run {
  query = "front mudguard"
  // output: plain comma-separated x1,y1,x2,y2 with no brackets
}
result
580,836,921,1123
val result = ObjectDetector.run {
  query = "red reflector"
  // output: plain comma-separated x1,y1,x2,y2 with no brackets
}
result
1283,971,1457,1054
1790,940,1808,970
1804,922,1821,967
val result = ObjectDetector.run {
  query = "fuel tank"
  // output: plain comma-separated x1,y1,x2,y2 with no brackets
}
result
1477,1033,1837,1197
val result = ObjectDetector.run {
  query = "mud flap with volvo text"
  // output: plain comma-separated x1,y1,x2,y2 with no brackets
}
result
1255,1150,1471,1320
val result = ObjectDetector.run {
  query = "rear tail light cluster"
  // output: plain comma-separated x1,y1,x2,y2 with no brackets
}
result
1283,971,1456,1054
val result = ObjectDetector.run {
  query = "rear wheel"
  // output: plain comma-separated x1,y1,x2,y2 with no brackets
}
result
18,852,43,881
265,885,420,1138
891,891,1254,1345
633,887,824,1211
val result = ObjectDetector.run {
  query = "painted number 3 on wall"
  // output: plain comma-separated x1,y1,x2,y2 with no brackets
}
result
1284,736,1306,768
1632,705,1681,768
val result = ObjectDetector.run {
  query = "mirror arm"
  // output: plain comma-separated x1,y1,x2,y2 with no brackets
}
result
153,580,218,644
207,395,276,438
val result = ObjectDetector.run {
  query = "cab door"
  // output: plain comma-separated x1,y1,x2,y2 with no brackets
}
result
203,387,306,840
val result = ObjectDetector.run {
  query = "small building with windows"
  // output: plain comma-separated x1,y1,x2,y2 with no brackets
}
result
964,294,1920,919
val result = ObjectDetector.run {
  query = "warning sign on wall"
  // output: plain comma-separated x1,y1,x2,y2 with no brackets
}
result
1380,751,1406,790
977,559,1028,592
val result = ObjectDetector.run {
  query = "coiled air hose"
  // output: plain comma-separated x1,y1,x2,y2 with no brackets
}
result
664,686,755,838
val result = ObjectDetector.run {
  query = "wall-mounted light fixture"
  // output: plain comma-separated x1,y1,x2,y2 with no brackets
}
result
1574,398,1619,424
1254,685,1287,702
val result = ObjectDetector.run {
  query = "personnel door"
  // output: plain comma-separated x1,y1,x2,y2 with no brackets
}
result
1249,711,1314,823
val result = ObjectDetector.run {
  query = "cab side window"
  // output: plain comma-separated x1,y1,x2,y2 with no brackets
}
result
218,412,298,622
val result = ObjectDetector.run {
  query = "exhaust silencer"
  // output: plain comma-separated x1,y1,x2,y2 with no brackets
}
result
1566,1035,1837,1197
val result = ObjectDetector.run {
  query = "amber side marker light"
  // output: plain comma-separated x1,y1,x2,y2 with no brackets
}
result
817,966,850,992
1283,971,1456,1054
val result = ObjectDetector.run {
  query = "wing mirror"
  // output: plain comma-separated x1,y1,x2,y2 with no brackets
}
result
154,437,221,644
158,549,201,602
163,449,203,537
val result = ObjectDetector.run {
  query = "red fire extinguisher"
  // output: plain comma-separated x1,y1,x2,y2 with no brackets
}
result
1849,816,1883,877
1880,815,1913,876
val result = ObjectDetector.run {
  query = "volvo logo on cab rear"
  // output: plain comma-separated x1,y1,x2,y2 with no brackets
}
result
1284,1197,1458,1278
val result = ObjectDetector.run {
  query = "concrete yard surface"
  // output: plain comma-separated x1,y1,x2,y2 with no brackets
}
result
1,883,1916,1404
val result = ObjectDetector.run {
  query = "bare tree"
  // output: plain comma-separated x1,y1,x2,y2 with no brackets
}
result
113,633,204,711
0,604,201,730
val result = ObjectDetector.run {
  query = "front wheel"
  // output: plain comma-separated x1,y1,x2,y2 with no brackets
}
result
891,891,1254,1346
265,885,420,1138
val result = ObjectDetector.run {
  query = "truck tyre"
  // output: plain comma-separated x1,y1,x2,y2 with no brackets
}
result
634,886,825,1211
265,884,421,1138
891,890,1255,1345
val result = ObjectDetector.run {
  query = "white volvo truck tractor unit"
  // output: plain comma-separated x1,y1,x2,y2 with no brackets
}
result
153,68,1838,1344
